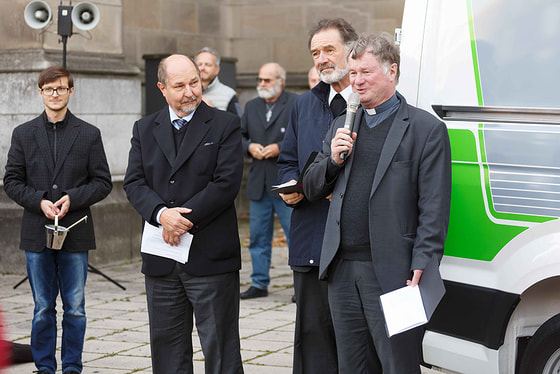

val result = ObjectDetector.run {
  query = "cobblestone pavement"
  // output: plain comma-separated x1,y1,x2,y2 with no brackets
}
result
1,226,441,373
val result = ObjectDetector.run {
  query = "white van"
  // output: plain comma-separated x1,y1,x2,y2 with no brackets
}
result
397,0,560,373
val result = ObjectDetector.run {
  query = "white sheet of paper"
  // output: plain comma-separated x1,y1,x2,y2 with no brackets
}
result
140,221,192,264
379,285,428,337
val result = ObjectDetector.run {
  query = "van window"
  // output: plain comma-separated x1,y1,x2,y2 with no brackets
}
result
472,0,560,108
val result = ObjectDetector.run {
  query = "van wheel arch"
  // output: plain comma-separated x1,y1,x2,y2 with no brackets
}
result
518,314,560,374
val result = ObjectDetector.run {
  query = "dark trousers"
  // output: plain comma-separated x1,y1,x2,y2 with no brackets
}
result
328,259,421,374
145,264,243,374
292,267,338,374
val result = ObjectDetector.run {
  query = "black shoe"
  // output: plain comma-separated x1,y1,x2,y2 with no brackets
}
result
240,286,268,299
292,294,296,303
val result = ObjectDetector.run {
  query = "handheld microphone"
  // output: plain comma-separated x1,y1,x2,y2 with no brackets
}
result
340,92,361,160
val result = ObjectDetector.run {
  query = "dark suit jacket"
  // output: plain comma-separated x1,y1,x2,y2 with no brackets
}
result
3,111,112,252
241,90,298,200
303,92,452,293
123,102,243,277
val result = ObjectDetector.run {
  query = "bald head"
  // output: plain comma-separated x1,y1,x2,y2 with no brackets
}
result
158,54,201,86
157,54,203,117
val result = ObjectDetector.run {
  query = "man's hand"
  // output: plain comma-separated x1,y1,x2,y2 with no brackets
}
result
279,180,305,205
262,144,279,159
54,195,70,219
41,195,71,220
41,199,60,220
249,143,265,160
406,269,424,287
331,128,357,165
160,207,193,246
202,96,214,107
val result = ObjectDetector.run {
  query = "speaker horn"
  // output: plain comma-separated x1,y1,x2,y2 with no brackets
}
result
71,2,100,31
24,0,52,29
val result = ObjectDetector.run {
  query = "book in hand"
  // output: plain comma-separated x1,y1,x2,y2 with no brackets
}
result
379,256,446,337
271,151,318,194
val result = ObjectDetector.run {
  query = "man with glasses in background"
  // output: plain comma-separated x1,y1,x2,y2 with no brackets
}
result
4,65,112,374
240,62,297,299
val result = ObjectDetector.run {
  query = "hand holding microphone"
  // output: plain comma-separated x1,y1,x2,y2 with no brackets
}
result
332,92,360,163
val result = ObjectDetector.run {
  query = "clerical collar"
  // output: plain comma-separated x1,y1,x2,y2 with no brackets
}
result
169,105,196,123
328,84,353,105
364,93,399,115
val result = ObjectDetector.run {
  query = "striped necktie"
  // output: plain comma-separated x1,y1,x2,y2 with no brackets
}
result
172,118,187,130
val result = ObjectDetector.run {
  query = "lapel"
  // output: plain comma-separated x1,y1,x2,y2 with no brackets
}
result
370,96,410,198
53,111,80,180
33,114,55,175
171,102,211,175
153,108,177,166
263,91,287,129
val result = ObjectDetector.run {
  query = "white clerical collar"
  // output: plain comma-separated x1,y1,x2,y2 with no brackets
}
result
328,84,353,105
365,108,376,115
168,105,196,123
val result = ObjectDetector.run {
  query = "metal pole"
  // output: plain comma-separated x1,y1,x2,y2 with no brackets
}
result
61,35,68,68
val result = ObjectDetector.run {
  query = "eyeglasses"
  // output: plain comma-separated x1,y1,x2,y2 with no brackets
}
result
256,78,277,84
41,87,70,96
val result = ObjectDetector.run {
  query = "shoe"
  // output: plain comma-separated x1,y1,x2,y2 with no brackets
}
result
292,294,296,303
240,286,268,299
64,371,80,374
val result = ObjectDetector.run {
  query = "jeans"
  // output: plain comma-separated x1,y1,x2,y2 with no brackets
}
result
249,193,292,289
26,249,88,374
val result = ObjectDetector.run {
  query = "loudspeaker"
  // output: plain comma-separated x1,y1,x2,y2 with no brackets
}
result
24,0,52,29
71,2,100,31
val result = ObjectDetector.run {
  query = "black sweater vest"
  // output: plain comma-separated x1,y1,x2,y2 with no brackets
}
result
339,112,396,261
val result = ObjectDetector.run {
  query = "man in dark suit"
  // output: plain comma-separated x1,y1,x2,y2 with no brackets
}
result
3,66,112,374
240,62,297,299
123,54,244,374
303,33,452,373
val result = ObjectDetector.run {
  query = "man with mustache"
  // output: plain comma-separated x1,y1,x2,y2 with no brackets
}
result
240,62,297,299
278,18,381,374
3,65,112,374
124,54,244,373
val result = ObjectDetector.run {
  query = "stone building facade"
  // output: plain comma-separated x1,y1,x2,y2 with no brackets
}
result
0,0,405,273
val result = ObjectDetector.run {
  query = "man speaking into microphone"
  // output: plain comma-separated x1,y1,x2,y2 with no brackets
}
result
303,33,452,374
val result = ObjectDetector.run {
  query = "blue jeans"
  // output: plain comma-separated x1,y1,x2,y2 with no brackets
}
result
249,193,292,289
26,249,88,374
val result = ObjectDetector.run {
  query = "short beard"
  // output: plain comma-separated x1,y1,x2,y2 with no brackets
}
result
257,80,282,100
180,97,198,115
318,64,348,84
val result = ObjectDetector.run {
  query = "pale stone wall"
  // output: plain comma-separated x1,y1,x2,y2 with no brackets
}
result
122,0,405,76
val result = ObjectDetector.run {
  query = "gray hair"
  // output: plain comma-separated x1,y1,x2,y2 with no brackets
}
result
348,32,400,82
308,18,358,51
195,47,221,66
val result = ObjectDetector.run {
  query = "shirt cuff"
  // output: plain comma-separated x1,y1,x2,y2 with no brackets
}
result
156,207,168,225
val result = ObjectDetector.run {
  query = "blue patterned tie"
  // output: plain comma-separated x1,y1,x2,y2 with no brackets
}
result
172,118,187,130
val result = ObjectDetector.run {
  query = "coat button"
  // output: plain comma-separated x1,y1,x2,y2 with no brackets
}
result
340,192,343,198
169,200,175,205
309,259,314,264
52,184,58,190
170,180,175,184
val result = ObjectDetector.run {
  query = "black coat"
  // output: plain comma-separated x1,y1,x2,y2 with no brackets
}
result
3,111,112,252
241,90,298,200
123,102,244,277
